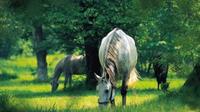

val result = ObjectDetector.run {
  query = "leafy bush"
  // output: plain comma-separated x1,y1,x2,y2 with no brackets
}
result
17,39,33,57
0,31,18,58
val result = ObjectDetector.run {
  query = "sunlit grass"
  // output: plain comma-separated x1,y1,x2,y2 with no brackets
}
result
0,77,190,112
0,55,199,112
0,54,65,79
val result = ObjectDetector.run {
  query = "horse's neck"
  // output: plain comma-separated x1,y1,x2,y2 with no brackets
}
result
52,59,65,82
106,59,117,87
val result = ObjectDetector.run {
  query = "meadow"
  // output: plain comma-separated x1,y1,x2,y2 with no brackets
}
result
0,54,199,112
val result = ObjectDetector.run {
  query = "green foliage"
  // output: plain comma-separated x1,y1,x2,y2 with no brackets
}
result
78,0,140,42
0,9,21,58
135,0,199,76
17,39,33,56
0,0,199,77
0,32,16,58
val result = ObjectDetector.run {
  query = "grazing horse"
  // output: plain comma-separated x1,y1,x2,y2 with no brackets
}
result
95,28,138,107
153,54,169,91
51,55,86,92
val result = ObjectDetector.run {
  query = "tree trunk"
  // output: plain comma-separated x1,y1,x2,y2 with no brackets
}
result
79,1,101,88
147,62,152,74
182,59,200,96
85,43,101,88
32,23,48,81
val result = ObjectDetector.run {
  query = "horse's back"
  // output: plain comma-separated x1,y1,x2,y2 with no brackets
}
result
115,29,137,71
99,28,137,75
64,55,86,74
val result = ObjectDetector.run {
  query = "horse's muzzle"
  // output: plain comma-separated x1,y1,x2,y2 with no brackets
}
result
98,99,109,108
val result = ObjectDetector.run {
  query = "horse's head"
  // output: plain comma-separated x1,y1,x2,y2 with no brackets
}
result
51,80,59,93
95,73,113,107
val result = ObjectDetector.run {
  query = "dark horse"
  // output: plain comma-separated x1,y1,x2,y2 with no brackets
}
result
153,54,169,91
51,55,86,92
95,28,139,107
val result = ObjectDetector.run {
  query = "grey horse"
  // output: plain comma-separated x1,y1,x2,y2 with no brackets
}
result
51,55,86,92
95,28,139,107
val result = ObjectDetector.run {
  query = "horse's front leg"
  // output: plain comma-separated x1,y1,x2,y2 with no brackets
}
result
111,100,115,107
69,73,72,87
121,80,128,106
157,82,160,90
110,89,116,107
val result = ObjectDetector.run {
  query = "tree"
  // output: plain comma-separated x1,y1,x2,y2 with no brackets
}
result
182,59,200,96
177,0,200,94
8,0,49,81
77,0,140,87
32,22,48,81
78,0,101,87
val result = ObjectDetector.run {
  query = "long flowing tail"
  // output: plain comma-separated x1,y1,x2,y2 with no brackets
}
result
128,67,140,86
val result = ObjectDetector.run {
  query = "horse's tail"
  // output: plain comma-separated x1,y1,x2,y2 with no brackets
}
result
128,67,140,86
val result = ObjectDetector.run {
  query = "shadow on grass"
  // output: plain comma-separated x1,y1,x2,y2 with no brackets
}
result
180,93,200,111
1,83,96,99
0,73,17,81
0,76,84,86
134,88,159,93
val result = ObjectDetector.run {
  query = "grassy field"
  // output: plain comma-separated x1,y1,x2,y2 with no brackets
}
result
0,55,199,112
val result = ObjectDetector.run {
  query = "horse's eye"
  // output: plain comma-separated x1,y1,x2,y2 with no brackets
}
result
105,89,109,93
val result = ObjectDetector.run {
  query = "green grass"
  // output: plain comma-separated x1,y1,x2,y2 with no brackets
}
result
0,55,199,112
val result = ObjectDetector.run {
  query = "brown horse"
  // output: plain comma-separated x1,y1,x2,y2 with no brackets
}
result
51,55,86,92
153,54,169,91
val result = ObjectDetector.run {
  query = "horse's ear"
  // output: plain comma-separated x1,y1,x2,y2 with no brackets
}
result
94,73,101,81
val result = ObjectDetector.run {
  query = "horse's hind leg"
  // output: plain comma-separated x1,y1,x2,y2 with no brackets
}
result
69,73,72,87
64,73,69,90
121,80,128,106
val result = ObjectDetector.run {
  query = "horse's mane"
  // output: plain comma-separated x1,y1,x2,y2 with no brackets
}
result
105,59,117,88
104,28,122,88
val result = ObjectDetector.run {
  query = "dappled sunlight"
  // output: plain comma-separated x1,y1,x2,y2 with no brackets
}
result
134,78,186,91
21,97,72,110
0,84,50,93
127,94,158,106
0,55,197,112
167,78,186,90
11,57,37,68
17,74,35,81
15,95,98,111
134,78,157,89
0,76,196,112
